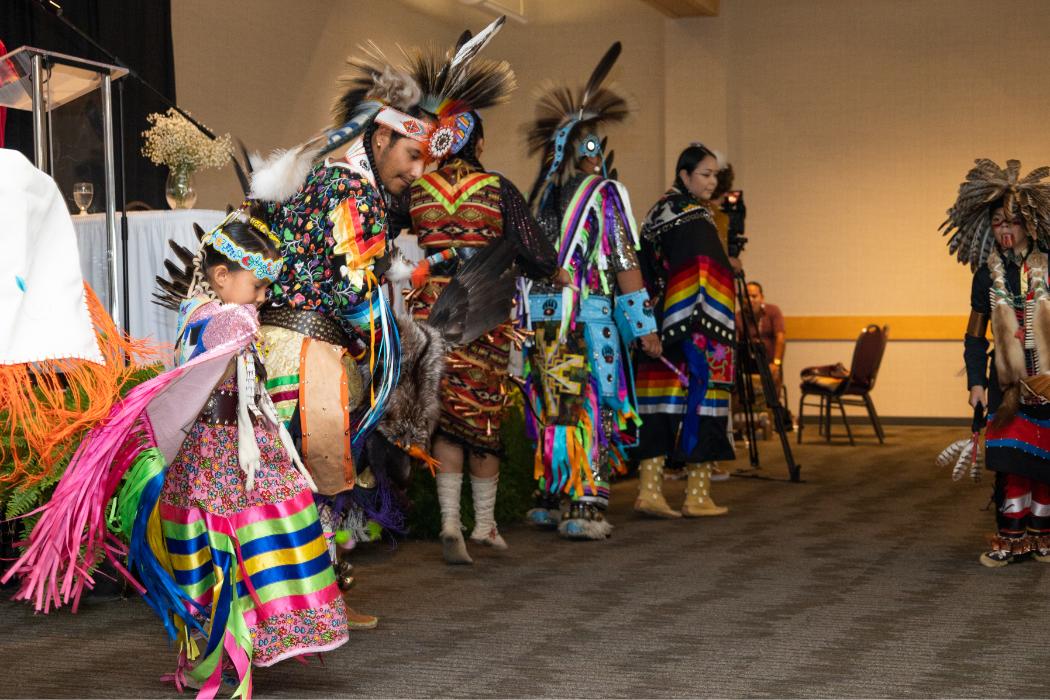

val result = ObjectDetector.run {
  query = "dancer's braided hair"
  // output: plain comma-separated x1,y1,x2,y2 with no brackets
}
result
190,203,278,300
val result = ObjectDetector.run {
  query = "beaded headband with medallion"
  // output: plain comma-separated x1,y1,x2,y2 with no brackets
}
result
202,208,283,282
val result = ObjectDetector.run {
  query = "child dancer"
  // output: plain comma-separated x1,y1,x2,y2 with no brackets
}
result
4,206,348,698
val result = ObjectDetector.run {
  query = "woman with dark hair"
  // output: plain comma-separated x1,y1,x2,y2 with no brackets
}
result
634,143,735,519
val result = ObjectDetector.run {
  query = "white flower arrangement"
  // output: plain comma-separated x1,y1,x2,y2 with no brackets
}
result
141,108,232,171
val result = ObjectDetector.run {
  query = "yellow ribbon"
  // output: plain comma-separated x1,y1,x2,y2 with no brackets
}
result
365,270,378,407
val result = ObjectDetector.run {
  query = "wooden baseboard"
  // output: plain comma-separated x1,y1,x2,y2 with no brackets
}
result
784,315,967,341
798,415,968,426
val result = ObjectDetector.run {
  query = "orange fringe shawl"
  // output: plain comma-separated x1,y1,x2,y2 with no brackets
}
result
0,284,164,491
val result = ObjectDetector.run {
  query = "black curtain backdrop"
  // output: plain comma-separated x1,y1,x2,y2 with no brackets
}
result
2,0,176,210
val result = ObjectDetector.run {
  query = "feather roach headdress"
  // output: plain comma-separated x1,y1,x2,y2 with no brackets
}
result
249,44,430,203
526,42,629,207
402,17,515,162
941,158,1050,269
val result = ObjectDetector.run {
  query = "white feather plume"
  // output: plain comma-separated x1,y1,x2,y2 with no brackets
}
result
248,141,323,203
449,16,506,72
385,246,416,285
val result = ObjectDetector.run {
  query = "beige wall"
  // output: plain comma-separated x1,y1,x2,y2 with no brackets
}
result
171,0,1050,418
479,0,667,210
172,0,666,210
171,0,476,207
662,0,1050,419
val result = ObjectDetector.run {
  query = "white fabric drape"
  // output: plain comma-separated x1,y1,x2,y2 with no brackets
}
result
0,149,103,366
72,208,226,352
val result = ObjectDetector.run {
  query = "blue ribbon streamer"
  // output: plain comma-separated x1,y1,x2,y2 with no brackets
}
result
680,342,710,457
552,426,569,492
125,459,205,640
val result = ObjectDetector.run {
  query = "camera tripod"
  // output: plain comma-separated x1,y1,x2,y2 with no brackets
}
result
733,267,801,482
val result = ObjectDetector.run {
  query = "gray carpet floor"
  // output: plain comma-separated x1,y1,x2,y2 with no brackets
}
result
2,425,1048,698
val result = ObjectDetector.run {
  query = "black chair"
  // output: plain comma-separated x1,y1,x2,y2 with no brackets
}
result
797,324,888,446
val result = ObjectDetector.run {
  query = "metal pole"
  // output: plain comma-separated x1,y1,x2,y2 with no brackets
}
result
117,79,131,338
101,73,121,331
30,53,47,169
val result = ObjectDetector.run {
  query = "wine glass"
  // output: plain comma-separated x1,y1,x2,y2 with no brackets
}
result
73,182,93,215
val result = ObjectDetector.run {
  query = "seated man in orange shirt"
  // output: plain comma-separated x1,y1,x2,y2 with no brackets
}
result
736,281,786,439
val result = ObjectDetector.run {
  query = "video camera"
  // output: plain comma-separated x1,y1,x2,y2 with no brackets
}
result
723,190,747,257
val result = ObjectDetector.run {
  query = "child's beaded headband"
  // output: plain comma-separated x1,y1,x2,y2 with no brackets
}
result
202,208,283,282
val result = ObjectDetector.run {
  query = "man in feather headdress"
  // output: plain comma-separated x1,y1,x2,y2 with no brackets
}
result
402,24,567,564
518,43,662,541
242,26,515,621
243,46,434,628
943,159,1050,567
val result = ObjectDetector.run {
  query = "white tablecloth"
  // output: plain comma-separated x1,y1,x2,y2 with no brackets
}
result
72,209,226,349
71,211,431,353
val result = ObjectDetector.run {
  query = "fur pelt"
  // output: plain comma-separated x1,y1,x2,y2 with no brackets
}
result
558,517,613,540
377,239,516,464
988,247,1050,427
991,295,1026,387
376,312,447,449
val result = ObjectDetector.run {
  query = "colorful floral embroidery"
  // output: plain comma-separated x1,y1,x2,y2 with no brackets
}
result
162,421,303,514
253,602,348,666
267,163,387,324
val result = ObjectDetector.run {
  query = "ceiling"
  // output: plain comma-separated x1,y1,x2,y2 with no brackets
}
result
639,0,720,17
397,0,720,24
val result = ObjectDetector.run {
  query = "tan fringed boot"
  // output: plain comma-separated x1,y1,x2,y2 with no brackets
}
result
681,462,728,517
634,456,682,519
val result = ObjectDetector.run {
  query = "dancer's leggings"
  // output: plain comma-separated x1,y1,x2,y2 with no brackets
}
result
996,472,1050,536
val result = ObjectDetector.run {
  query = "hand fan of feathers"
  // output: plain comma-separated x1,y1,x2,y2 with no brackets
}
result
940,158,1050,269
426,237,518,347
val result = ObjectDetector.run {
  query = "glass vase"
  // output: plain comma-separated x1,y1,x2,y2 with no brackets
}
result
165,164,198,209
